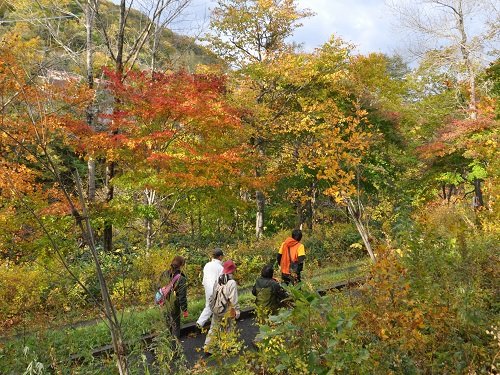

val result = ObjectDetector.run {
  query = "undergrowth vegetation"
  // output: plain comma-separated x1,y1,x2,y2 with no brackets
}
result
0,225,362,335
0,226,368,374
202,205,499,375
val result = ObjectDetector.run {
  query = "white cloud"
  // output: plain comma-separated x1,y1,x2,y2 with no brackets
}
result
295,0,402,54
187,0,407,55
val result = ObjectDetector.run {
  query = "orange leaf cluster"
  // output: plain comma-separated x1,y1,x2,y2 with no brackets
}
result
361,248,429,352
74,69,250,191
418,114,497,160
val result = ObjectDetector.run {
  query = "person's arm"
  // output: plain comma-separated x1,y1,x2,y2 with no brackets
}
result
277,242,284,266
297,243,305,264
296,244,306,275
177,275,188,313
227,280,240,318
297,244,306,266
271,281,287,303
297,262,304,274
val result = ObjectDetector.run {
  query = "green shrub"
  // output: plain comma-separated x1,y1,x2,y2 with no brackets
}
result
304,223,362,266
0,224,369,335
212,205,498,374
224,285,367,375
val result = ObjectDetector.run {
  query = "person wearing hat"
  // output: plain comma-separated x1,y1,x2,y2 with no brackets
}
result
196,248,224,328
203,259,240,355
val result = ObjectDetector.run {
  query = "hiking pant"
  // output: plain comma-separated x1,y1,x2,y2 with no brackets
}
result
165,307,181,339
282,272,301,285
203,314,235,352
196,289,213,327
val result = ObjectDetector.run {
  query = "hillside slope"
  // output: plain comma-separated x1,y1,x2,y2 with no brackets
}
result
0,0,218,75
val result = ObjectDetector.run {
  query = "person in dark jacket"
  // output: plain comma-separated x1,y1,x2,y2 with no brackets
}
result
252,264,288,320
158,255,188,339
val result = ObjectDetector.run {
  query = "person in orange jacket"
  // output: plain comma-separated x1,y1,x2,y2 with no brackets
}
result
276,229,305,285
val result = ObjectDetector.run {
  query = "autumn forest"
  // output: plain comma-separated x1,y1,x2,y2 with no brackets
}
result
0,0,498,374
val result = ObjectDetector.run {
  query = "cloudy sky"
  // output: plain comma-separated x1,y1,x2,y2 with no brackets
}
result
298,0,404,54
185,0,405,55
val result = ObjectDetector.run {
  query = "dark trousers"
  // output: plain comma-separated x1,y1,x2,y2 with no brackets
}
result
165,307,181,339
282,272,301,285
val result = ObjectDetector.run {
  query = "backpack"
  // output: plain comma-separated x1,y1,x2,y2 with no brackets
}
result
287,245,299,274
209,283,229,316
155,273,181,306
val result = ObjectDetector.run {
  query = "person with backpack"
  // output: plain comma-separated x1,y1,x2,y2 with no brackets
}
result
277,229,306,285
196,248,224,329
157,255,188,339
203,259,240,355
252,264,288,321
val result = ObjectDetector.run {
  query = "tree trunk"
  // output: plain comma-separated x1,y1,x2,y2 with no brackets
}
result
197,199,202,236
254,137,265,239
116,0,126,76
104,161,114,252
305,180,317,230
150,14,162,74
87,158,96,202
145,217,152,250
473,178,484,208
101,0,126,253
85,2,95,90
85,1,97,203
144,188,156,251
457,0,477,120
295,201,302,229
255,190,265,239
345,197,376,263
447,184,455,204
75,172,128,374
187,196,194,238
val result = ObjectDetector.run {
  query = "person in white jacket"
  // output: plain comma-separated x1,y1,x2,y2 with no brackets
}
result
196,248,224,328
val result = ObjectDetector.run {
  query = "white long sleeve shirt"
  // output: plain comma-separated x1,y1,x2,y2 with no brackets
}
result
202,259,223,296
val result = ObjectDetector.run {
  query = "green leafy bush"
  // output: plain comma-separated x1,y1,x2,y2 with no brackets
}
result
212,205,498,374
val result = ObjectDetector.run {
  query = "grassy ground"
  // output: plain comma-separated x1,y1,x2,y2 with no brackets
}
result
0,258,370,373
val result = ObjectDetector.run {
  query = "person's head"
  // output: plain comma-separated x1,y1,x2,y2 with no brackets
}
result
170,255,185,271
222,260,236,274
291,229,302,242
261,264,274,279
213,248,224,260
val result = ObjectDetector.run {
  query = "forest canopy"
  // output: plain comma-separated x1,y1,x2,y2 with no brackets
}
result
0,0,498,374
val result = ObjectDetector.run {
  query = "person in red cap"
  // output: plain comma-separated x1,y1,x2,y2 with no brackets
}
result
277,229,306,284
203,259,240,356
